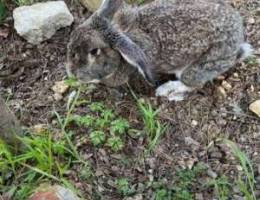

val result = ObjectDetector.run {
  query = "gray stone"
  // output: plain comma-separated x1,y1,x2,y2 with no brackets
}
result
13,1,73,44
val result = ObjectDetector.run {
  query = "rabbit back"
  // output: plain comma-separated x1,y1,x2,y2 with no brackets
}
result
115,0,244,74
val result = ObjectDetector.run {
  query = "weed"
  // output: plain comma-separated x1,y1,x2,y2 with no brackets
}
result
155,188,168,200
137,99,167,151
0,132,76,200
172,164,206,200
110,119,129,135
107,136,124,152
89,102,105,112
90,131,106,146
13,0,35,6
0,1,6,23
206,175,231,200
115,178,130,196
244,56,258,66
68,99,130,152
71,115,94,127
223,139,256,200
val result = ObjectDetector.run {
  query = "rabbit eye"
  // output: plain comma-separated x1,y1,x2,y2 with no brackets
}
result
90,48,100,56
73,53,79,60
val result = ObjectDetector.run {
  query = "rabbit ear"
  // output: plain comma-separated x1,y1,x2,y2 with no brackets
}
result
114,34,156,86
97,0,122,19
90,12,156,86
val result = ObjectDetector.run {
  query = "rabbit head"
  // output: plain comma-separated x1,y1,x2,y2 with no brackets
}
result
66,0,156,87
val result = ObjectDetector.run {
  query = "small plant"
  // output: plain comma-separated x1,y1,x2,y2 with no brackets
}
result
206,175,231,200
13,0,36,6
110,119,129,135
244,56,257,66
64,77,79,88
137,99,167,151
89,102,105,112
68,100,130,152
155,188,168,200
71,115,94,127
0,132,76,200
115,178,130,196
171,163,206,200
90,131,106,146
223,139,256,200
107,136,124,152
0,1,6,23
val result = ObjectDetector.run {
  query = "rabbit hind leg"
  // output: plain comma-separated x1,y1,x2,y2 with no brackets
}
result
155,55,236,101
180,56,236,88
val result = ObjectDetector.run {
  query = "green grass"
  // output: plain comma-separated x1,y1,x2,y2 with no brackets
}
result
0,87,88,199
137,99,167,151
0,132,78,199
205,175,231,200
172,164,206,200
0,0,6,23
13,0,36,6
223,139,257,200
129,87,167,151
149,163,207,200
115,178,131,196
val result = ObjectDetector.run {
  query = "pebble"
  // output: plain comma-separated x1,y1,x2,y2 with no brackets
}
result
247,17,255,24
207,169,218,179
53,93,63,101
249,100,260,117
221,80,232,91
195,193,204,200
52,81,69,95
191,120,199,127
216,86,227,98
210,151,222,159
125,194,143,200
28,184,80,200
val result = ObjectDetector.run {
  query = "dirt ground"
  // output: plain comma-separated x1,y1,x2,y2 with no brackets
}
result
0,0,260,199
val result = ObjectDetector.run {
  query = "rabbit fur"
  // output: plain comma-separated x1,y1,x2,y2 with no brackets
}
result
66,0,252,101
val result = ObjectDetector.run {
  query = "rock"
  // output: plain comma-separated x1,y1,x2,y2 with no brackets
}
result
247,17,255,24
191,120,198,127
52,81,69,95
125,194,143,200
53,93,63,101
79,0,102,12
184,137,200,147
221,80,232,91
216,86,226,98
13,1,73,44
28,184,80,200
31,124,48,134
210,151,222,159
249,100,260,117
207,169,217,178
195,193,204,200
233,195,245,200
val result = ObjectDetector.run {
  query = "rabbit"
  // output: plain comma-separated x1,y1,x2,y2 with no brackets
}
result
66,0,253,101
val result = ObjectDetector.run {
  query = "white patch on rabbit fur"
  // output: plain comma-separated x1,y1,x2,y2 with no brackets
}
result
155,80,192,101
239,43,254,60
120,52,146,79
88,54,96,65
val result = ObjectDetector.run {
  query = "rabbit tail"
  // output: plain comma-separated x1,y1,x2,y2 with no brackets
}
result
237,43,254,60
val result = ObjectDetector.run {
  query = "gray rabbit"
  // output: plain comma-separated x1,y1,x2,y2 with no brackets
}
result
66,0,253,101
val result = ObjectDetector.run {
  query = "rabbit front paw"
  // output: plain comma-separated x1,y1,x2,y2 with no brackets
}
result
155,81,192,101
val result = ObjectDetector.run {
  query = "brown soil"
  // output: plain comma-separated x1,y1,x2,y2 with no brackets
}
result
0,0,259,199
